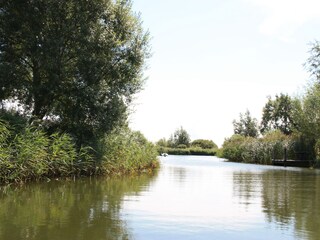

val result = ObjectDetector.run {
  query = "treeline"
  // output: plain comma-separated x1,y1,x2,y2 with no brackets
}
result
156,127,218,156
219,42,320,166
0,0,158,183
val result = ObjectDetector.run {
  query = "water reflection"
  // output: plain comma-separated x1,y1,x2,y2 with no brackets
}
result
233,169,320,240
233,171,261,207
0,172,157,240
2,156,320,240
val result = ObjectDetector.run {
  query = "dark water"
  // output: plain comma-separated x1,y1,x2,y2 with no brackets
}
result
1,156,320,240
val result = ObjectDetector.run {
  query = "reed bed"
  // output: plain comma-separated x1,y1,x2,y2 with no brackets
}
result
0,120,158,184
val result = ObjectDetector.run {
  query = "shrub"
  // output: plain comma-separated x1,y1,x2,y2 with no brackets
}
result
220,131,311,165
177,144,187,149
191,139,218,149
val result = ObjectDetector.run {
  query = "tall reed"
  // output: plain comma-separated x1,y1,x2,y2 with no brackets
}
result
0,119,158,184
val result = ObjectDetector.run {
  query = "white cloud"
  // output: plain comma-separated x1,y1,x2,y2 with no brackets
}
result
245,0,320,40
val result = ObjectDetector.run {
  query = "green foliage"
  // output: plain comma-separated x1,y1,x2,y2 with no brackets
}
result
297,84,320,140
102,128,158,174
191,139,218,149
0,0,150,149
156,138,168,147
0,120,11,162
306,41,320,82
156,131,218,156
158,147,216,156
0,110,27,134
0,119,157,184
220,132,310,165
220,42,320,166
48,133,77,177
177,144,187,149
220,135,248,162
314,139,320,163
168,127,191,147
0,124,94,183
233,110,259,137
13,127,50,178
260,94,297,135
189,147,217,156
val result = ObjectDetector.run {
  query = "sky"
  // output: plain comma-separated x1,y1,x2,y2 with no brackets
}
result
129,0,320,147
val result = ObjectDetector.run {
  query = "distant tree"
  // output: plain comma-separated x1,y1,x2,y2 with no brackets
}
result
306,41,320,82
169,127,191,147
233,110,259,137
296,84,320,140
260,94,297,135
156,138,168,147
0,0,150,148
294,41,320,159
191,139,218,149
299,42,320,141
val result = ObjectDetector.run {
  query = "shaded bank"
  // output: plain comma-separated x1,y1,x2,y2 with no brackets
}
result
0,119,158,184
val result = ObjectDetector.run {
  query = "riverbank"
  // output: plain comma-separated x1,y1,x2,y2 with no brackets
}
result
158,147,216,156
0,119,159,184
217,131,318,167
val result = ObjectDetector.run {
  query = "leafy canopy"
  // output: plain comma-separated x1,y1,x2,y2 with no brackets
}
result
260,94,297,135
191,139,217,149
233,110,259,138
168,127,191,148
0,0,150,147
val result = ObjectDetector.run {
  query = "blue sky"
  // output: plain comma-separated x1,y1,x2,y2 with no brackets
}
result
129,0,320,146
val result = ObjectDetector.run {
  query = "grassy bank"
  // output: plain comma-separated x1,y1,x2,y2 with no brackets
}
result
217,131,316,166
158,147,217,156
0,120,158,184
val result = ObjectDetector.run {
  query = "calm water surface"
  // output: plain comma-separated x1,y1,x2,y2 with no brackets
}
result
1,156,320,240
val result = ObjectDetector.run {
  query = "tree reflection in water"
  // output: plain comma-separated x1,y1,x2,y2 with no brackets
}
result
233,169,320,240
0,172,158,240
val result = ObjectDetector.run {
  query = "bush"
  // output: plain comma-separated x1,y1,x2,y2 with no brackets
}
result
0,110,27,134
220,131,311,165
191,139,218,149
189,147,217,156
177,144,187,149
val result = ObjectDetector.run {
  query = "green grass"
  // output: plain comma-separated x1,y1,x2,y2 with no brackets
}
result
0,120,158,184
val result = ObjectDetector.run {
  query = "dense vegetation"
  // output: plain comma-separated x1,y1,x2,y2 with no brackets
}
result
156,127,217,156
0,0,158,183
0,117,158,184
219,42,320,166
0,0,150,149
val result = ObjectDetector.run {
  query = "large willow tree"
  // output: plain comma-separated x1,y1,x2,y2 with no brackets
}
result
0,0,149,147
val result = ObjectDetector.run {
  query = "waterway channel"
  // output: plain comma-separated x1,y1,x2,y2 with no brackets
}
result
1,155,320,240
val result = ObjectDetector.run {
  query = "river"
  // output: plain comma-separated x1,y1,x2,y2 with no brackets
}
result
1,155,320,240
